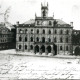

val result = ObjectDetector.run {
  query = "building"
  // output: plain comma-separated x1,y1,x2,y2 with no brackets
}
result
0,22,16,50
16,3,73,55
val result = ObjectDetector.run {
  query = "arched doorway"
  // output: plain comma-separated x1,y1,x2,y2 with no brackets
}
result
47,46,51,53
53,44,57,55
41,45,45,53
35,45,39,53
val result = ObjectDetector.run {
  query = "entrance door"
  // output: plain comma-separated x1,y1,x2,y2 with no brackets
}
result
41,45,45,53
53,44,57,55
47,46,51,53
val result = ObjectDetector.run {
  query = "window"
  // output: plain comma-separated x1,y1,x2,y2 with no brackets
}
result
60,37,63,43
19,45,21,49
66,30,69,34
36,37,39,42
30,45,33,50
19,36,22,41
66,37,68,43
19,29,23,33
60,30,63,34
54,30,57,34
31,29,33,34
31,37,33,42
49,30,51,34
42,37,45,43
37,21,39,25
66,46,68,51
37,29,39,34
48,38,51,42
54,37,57,42
43,29,45,34
49,21,52,25
25,45,27,49
60,46,62,50
25,29,27,33
25,37,27,42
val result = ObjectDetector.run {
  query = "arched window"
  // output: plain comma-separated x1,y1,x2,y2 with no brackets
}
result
37,29,39,34
42,37,45,43
36,37,39,42
19,45,21,49
60,37,63,43
60,46,62,50
19,29,23,33
25,45,27,49
31,37,33,42
25,29,27,33
66,46,68,51
66,30,69,34
19,36,22,41
30,45,33,50
48,38,51,42
54,37,57,42
49,30,51,34
31,29,33,34
43,29,45,34
60,30,63,34
54,30,57,34
66,37,68,43
25,37,27,42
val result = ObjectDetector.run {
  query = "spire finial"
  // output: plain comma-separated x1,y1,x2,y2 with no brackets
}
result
35,13,37,18
53,12,54,19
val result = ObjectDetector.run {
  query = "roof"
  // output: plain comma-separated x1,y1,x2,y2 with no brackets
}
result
22,18,71,27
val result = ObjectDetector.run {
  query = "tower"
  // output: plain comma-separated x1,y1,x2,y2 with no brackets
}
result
41,2,48,18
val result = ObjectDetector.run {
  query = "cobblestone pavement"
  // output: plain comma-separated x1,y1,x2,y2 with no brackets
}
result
0,50,80,79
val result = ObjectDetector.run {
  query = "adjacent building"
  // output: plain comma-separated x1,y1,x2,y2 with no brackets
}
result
16,3,73,55
0,22,16,50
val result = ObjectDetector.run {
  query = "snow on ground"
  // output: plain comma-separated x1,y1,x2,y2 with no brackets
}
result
0,49,80,79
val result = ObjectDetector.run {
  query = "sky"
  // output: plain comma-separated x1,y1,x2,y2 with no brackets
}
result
0,0,80,30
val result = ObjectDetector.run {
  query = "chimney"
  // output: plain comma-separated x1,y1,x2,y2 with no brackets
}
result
16,21,19,26
70,22,73,27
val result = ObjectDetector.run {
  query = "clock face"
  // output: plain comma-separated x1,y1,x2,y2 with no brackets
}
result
42,21,47,26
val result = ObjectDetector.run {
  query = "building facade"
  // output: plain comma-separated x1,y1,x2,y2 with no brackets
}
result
0,23,16,50
16,3,73,55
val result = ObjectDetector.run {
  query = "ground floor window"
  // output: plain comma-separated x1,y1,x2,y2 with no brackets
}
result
66,46,68,51
60,46,62,50
25,45,27,49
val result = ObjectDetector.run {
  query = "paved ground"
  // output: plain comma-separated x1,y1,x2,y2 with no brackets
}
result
0,49,80,79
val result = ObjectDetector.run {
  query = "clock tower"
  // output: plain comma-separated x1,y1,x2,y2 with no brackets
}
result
41,2,48,18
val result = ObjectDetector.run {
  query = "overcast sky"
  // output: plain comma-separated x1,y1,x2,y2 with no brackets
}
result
0,0,80,30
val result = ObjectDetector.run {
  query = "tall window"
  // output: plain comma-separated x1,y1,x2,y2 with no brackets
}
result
54,30,57,34
48,38,51,42
25,45,27,49
30,45,33,50
60,37,63,43
19,36,22,41
31,29,33,34
36,37,39,42
19,45,21,49
42,37,45,43
49,21,52,25
60,30,63,34
43,29,45,34
66,37,68,43
31,37,33,42
66,30,69,34
66,46,68,51
37,29,39,34
60,46,62,50
49,30,51,34
25,29,27,33
54,37,57,42
37,21,39,25
25,37,27,42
